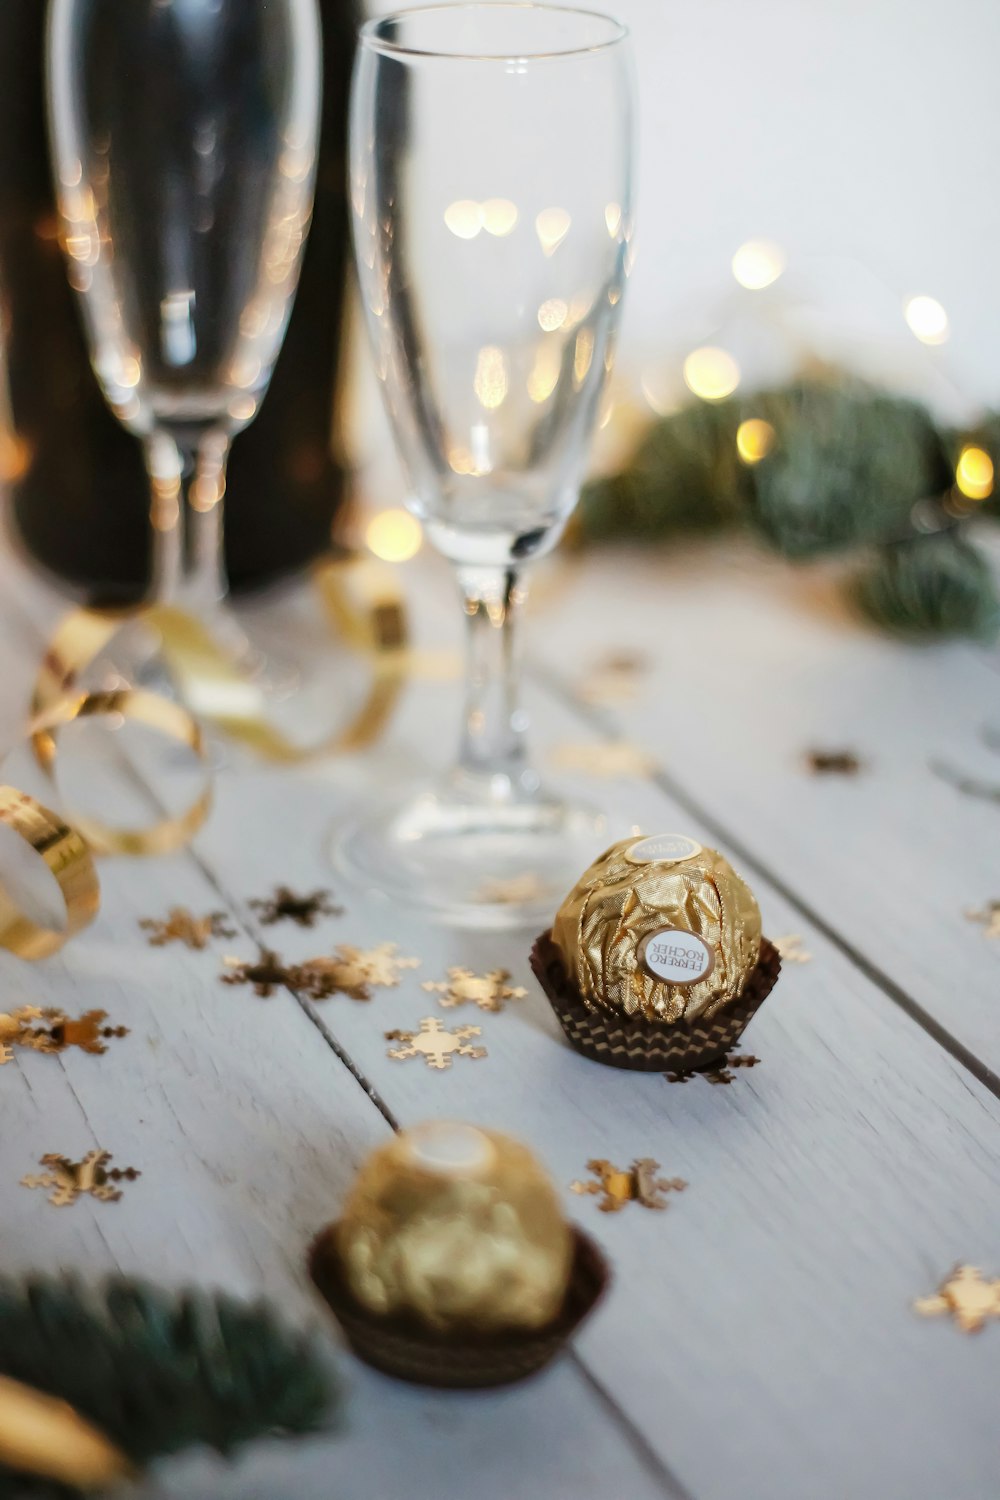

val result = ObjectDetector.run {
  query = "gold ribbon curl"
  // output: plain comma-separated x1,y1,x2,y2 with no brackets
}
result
0,554,408,959
0,1373,134,1490
32,555,409,765
0,787,100,960
29,689,212,858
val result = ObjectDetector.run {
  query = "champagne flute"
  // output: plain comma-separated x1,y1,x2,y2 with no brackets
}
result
47,0,321,674
339,3,635,927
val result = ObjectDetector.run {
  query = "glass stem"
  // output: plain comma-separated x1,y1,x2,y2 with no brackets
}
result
145,425,231,614
454,564,533,797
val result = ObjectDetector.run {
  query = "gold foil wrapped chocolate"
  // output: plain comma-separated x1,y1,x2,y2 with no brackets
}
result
551,834,762,1023
336,1122,573,1335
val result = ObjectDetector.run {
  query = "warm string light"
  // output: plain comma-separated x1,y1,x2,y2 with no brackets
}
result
366,508,423,562
736,418,776,464
904,295,949,345
443,199,518,240
683,347,740,401
731,239,786,290
955,445,994,501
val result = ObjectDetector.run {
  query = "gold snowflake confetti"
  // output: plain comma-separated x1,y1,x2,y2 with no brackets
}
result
914,1265,1000,1334
141,908,235,949
221,948,299,998
422,967,527,1014
301,943,420,1002
21,1010,129,1057
774,934,812,964
665,1054,761,1085
385,1017,487,1071
570,1158,687,1214
1,1007,128,1064
966,902,1000,940
805,749,863,775
549,741,655,779
0,1007,43,1065
249,886,343,928
21,1151,140,1208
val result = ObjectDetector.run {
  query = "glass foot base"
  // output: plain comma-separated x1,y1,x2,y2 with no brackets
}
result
333,779,614,930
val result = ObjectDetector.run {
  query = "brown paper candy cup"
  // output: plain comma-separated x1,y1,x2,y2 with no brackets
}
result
531,930,781,1072
308,1223,609,1390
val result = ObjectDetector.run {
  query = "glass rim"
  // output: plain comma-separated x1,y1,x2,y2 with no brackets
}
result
358,3,629,62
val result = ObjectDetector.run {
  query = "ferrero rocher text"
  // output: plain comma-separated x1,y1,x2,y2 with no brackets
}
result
336,1122,573,1335
551,835,761,1022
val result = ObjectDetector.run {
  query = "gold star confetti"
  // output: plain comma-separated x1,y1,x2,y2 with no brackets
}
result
21,1151,140,1208
966,902,1000,940
300,943,421,1002
421,967,527,1014
774,934,812,964
549,741,655,779
141,908,235,949
914,1265,1000,1334
248,886,343,928
475,872,547,906
805,749,863,775
385,1017,487,1071
570,1158,687,1214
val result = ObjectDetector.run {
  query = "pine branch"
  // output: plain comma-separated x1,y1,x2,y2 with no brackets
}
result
0,1277,334,1495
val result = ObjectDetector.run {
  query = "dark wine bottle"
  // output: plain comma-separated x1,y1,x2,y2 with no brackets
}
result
0,0,355,604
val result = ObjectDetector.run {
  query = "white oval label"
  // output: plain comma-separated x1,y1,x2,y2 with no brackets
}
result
625,834,703,866
639,929,715,985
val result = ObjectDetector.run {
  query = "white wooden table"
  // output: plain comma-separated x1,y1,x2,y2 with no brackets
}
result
1,533,999,1500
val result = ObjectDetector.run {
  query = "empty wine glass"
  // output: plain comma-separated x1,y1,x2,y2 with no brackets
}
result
47,0,321,672
338,3,635,927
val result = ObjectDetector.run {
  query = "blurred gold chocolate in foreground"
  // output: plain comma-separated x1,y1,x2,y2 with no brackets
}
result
336,1122,573,1334
0,1375,134,1490
551,835,761,1022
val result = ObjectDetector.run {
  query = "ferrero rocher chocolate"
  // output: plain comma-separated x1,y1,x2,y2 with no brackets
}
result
551,834,762,1023
335,1122,573,1335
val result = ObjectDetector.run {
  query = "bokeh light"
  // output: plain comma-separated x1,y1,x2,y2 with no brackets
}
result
527,345,561,404
366,508,423,562
535,207,572,256
444,200,483,239
904,295,949,345
732,240,786,290
736,418,776,464
683,347,741,401
955,445,994,500
537,298,568,332
474,346,508,409
573,328,595,386
481,198,518,236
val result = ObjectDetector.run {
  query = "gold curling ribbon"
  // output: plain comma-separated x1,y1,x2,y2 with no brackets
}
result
29,689,212,858
32,554,409,765
150,555,409,761
0,1374,135,1490
4,554,407,953
0,787,100,960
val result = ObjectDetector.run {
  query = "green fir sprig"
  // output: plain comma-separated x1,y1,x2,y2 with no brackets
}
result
0,1277,334,1497
579,377,1000,637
